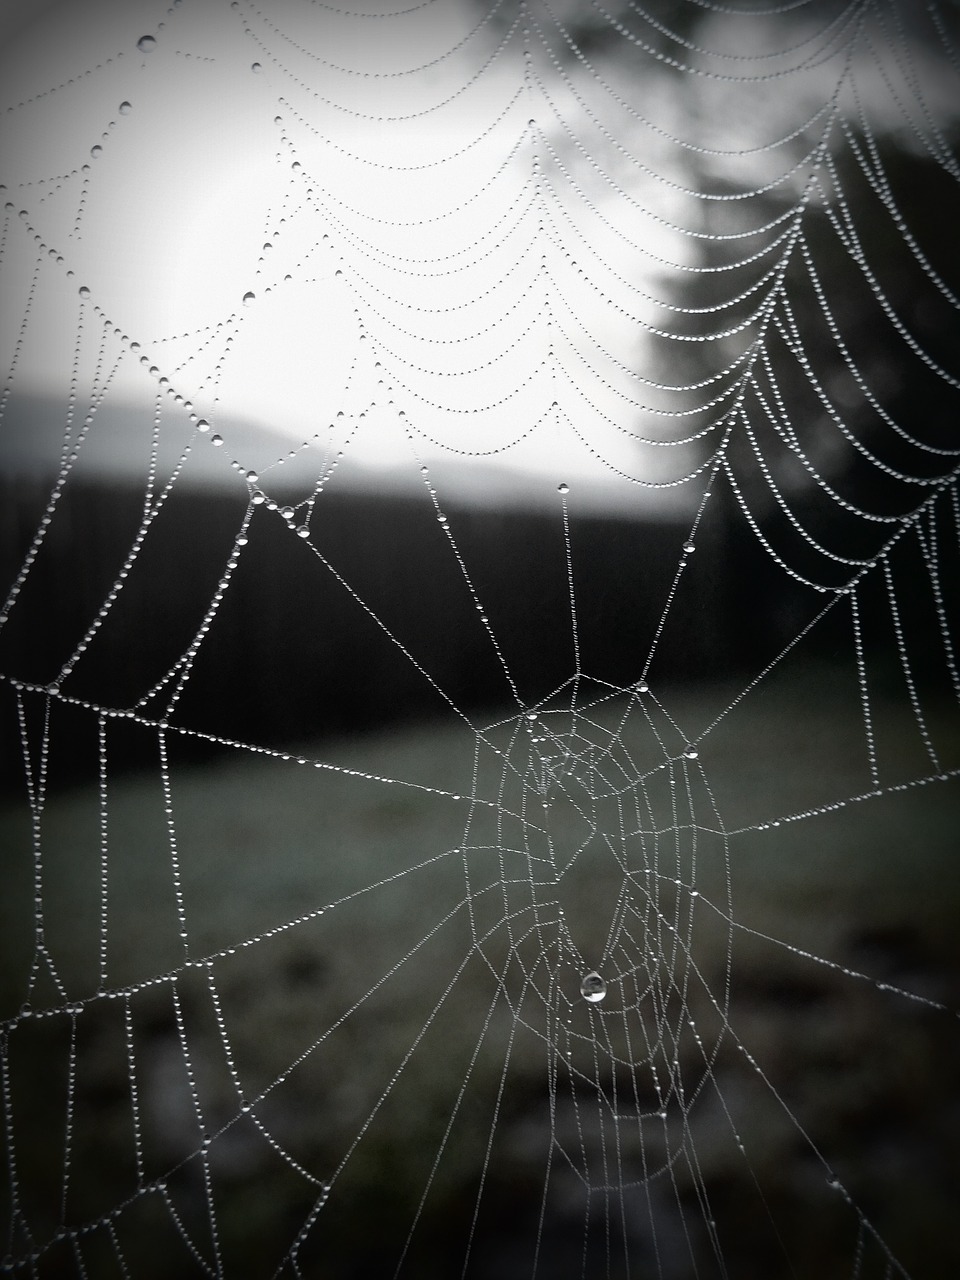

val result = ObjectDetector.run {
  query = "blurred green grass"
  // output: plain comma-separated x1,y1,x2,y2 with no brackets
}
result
1,665,958,1277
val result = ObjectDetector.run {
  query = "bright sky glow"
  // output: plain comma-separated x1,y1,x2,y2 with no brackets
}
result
3,1,955,510
0,0,705,510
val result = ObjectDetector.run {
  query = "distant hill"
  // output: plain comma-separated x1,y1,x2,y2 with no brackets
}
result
0,390,684,516
0,393,861,795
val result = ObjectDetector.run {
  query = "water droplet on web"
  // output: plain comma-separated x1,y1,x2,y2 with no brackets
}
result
251,62,262,73
683,541,695,554
580,971,606,1003
197,419,210,432
279,506,294,520
210,434,223,447
119,101,132,115
683,746,698,760
90,145,103,159
78,286,90,298
242,291,256,306
557,482,569,494
136,35,156,52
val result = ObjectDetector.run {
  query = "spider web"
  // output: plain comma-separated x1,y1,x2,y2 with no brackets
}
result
1,0,959,1276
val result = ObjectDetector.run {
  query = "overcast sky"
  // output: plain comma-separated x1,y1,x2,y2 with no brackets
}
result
2,1,956,510
0,0,710,510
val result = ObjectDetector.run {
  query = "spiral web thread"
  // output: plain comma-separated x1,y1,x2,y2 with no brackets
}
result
0,1,958,1276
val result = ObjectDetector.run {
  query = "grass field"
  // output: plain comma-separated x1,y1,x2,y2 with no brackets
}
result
1,666,958,1277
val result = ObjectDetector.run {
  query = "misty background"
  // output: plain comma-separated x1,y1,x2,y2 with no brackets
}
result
1,2,959,1278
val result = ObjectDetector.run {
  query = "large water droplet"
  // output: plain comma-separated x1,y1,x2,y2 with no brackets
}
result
119,101,132,115
557,482,569,494
136,35,156,52
78,286,90,298
90,145,103,159
251,62,262,73
580,971,606,1003
242,291,256,306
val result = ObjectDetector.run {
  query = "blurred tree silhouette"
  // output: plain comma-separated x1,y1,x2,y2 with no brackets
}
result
657,125,960,572
474,1,959,573
480,0,713,63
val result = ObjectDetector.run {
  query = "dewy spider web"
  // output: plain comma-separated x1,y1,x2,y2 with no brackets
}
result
0,0,958,1276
